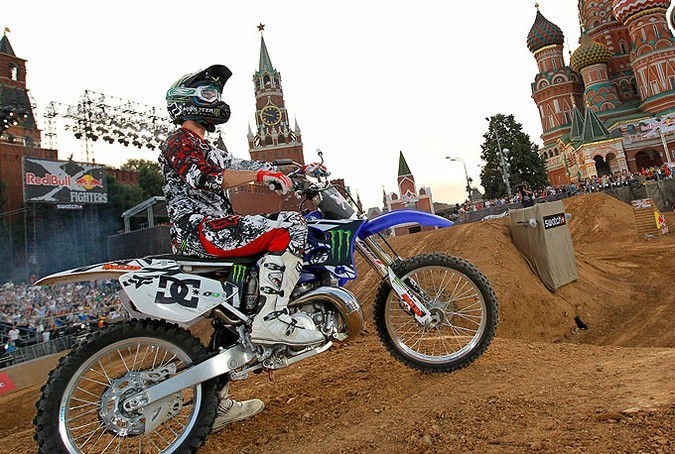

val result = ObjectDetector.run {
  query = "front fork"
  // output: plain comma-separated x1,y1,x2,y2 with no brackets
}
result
355,237,433,326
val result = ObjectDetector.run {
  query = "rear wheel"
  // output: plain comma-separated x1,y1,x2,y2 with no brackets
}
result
34,319,218,453
374,253,498,373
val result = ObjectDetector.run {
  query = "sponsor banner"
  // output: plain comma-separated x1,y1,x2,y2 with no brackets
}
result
0,372,16,395
23,157,108,204
640,115,675,137
542,213,567,230
655,210,669,234
56,203,84,210
631,198,653,209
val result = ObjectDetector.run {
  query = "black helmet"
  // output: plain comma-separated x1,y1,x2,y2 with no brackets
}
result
166,64,232,132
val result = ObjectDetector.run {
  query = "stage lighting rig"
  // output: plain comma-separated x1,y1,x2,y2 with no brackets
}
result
43,90,175,162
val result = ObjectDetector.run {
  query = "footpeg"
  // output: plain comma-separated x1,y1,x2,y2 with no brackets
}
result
263,342,332,370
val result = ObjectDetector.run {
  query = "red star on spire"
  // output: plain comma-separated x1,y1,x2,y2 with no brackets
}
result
257,23,265,32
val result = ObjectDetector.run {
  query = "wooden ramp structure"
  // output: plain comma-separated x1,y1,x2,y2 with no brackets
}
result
631,198,667,238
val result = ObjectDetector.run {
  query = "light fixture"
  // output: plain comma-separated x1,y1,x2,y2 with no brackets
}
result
46,90,174,158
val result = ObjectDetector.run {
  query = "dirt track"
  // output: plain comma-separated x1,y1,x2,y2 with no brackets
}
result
1,193,674,453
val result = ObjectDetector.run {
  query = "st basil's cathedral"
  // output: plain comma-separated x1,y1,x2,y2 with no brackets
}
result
528,0,675,185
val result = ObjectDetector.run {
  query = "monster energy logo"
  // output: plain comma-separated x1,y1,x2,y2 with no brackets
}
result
330,229,352,261
229,264,247,285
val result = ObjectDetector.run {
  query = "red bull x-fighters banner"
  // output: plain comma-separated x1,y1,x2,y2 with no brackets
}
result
22,157,108,204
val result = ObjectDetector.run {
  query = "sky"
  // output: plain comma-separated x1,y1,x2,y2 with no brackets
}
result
4,1,597,209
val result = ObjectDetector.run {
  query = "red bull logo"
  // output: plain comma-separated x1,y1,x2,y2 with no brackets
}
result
25,173,71,187
75,174,104,190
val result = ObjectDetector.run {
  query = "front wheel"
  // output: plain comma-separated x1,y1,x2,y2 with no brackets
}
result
33,319,218,454
374,253,498,373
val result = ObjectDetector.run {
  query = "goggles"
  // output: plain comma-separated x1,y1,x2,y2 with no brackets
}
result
168,85,221,103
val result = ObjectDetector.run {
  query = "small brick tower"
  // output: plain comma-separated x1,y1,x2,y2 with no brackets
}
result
0,31,57,213
384,151,436,236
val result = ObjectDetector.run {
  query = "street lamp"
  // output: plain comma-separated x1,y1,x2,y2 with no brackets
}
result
446,156,473,202
486,117,512,197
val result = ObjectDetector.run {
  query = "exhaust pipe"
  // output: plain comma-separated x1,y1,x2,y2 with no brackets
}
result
290,286,364,338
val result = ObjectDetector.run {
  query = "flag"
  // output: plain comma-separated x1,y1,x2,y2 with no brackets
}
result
655,210,669,234
3,27,9,35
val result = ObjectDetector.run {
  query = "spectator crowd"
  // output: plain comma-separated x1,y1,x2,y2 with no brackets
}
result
455,163,673,214
0,281,121,351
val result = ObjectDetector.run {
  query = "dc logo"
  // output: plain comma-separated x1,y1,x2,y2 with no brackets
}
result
155,275,201,308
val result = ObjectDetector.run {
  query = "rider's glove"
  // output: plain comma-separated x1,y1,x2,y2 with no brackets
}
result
301,162,330,178
256,170,292,194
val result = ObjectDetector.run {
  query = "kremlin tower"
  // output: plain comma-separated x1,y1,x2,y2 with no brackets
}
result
384,152,435,236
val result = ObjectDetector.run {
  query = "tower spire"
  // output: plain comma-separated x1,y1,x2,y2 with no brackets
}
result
0,30,15,56
397,151,412,176
257,24,275,74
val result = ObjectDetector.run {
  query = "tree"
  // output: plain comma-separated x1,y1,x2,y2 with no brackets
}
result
480,114,548,199
102,173,144,232
120,159,164,200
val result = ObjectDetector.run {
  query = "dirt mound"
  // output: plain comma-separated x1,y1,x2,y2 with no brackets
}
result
2,192,674,453
347,192,674,348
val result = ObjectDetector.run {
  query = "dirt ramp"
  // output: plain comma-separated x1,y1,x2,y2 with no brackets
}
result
564,192,638,246
348,192,674,348
348,207,583,343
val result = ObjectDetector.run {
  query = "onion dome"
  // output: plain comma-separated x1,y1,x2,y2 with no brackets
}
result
570,33,612,72
527,9,565,53
613,0,672,24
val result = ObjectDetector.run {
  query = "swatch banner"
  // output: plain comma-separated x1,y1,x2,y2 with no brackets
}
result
23,157,108,204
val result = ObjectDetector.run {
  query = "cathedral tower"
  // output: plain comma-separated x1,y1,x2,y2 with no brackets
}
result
528,5,585,147
529,1,675,185
612,0,675,113
579,0,638,104
570,32,623,111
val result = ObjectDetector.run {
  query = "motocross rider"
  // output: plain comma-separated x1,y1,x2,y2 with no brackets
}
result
160,64,325,432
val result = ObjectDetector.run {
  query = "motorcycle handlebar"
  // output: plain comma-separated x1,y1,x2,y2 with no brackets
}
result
271,150,328,197
273,158,295,167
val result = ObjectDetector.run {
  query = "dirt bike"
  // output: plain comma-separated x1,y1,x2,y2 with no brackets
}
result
33,153,498,453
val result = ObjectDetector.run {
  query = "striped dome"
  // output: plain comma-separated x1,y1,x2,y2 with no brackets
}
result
527,10,565,53
613,0,672,23
570,33,613,72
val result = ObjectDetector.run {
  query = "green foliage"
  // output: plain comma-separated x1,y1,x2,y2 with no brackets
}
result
480,114,548,199
103,173,144,231
121,159,164,199
119,159,153,171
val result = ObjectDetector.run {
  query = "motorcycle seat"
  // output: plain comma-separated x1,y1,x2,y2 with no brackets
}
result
146,254,260,268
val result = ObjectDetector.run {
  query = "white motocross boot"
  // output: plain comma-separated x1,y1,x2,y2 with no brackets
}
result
211,384,264,433
250,252,324,346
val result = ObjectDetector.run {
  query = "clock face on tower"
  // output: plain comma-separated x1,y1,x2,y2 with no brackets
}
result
260,105,282,126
